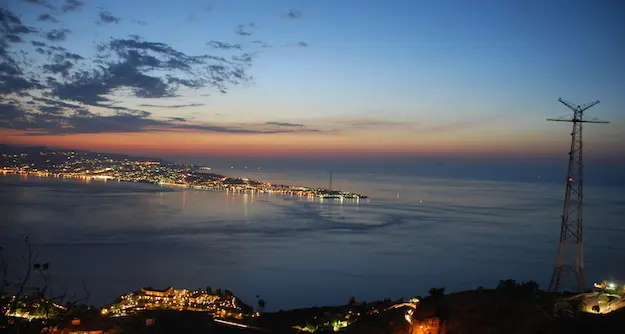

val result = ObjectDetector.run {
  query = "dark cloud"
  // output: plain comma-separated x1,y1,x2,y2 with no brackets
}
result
0,8,38,35
43,36,250,107
42,60,74,76
171,122,320,134
139,103,204,108
207,41,241,50
97,10,121,25
234,23,254,36
44,29,71,41
1,100,321,135
282,10,303,19
0,6,276,136
265,122,304,127
39,105,66,114
0,16,43,96
0,74,41,95
29,40,83,63
0,62,20,76
0,102,24,121
37,14,59,23
5,34,24,43
62,0,84,12
32,97,81,109
284,41,308,48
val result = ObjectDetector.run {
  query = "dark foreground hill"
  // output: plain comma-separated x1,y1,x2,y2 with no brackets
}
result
4,287,625,333
342,288,625,334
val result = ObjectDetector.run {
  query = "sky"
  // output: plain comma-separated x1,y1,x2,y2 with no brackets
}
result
1,0,624,166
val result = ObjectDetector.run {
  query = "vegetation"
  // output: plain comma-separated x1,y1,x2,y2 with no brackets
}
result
0,238,95,333
3,241,625,333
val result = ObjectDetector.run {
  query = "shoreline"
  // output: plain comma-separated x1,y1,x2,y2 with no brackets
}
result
0,171,369,201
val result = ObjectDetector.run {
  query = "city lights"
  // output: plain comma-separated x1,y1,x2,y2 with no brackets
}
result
100,287,247,319
1,149,367,199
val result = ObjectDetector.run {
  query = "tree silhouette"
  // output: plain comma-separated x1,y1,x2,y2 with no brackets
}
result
428,287,445,299
1,237,91,333
348,296,356,306
257,298,266,313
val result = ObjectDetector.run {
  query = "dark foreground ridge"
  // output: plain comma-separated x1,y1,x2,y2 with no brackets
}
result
2,280,625,334
0,144,367,199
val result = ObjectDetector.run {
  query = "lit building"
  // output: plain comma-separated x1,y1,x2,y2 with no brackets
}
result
140,287,174,297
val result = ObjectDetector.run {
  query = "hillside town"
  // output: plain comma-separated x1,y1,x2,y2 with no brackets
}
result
2,279,625,333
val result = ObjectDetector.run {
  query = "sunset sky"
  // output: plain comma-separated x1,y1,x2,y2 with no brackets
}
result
1,0,624,164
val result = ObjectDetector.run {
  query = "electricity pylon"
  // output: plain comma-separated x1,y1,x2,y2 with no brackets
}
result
546,98,608,292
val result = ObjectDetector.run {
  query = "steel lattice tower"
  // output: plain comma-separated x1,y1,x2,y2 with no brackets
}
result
546,98,608,293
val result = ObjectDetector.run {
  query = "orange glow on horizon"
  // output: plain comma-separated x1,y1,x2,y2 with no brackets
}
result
0,128,621,160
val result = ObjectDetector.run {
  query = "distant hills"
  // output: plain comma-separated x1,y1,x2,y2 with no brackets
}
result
0,144,173,166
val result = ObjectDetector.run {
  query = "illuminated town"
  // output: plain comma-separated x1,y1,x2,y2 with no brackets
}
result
100,287,250,319
0,146,367,200
3,280,625,333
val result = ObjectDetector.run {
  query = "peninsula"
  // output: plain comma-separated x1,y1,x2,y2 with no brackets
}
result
0,145,367,200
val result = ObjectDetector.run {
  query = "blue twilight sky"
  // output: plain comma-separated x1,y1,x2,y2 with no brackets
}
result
1,0,624,161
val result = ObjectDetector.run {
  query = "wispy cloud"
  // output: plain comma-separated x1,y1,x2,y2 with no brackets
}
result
207,41,242,50
139,103,205,109
61,0,83,12
131,19,147,26
234,22,254,36
97,9,121,25
265,122,304,127
251,40,272,48
284,41,308,48
1,98,321,135
44,28,71,41
346,120,409,130
22,0,56,10
316,114,507,134
37,14,59,23
282,10,303,20
231,52,256,62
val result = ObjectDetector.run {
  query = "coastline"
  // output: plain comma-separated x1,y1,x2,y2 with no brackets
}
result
0,170,368,201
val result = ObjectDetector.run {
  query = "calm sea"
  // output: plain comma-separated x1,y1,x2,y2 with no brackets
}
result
1,170,624,310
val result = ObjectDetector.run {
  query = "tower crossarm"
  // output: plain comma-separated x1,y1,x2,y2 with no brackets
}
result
549,99,606,123
558,98,600,113
546,118,609,123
